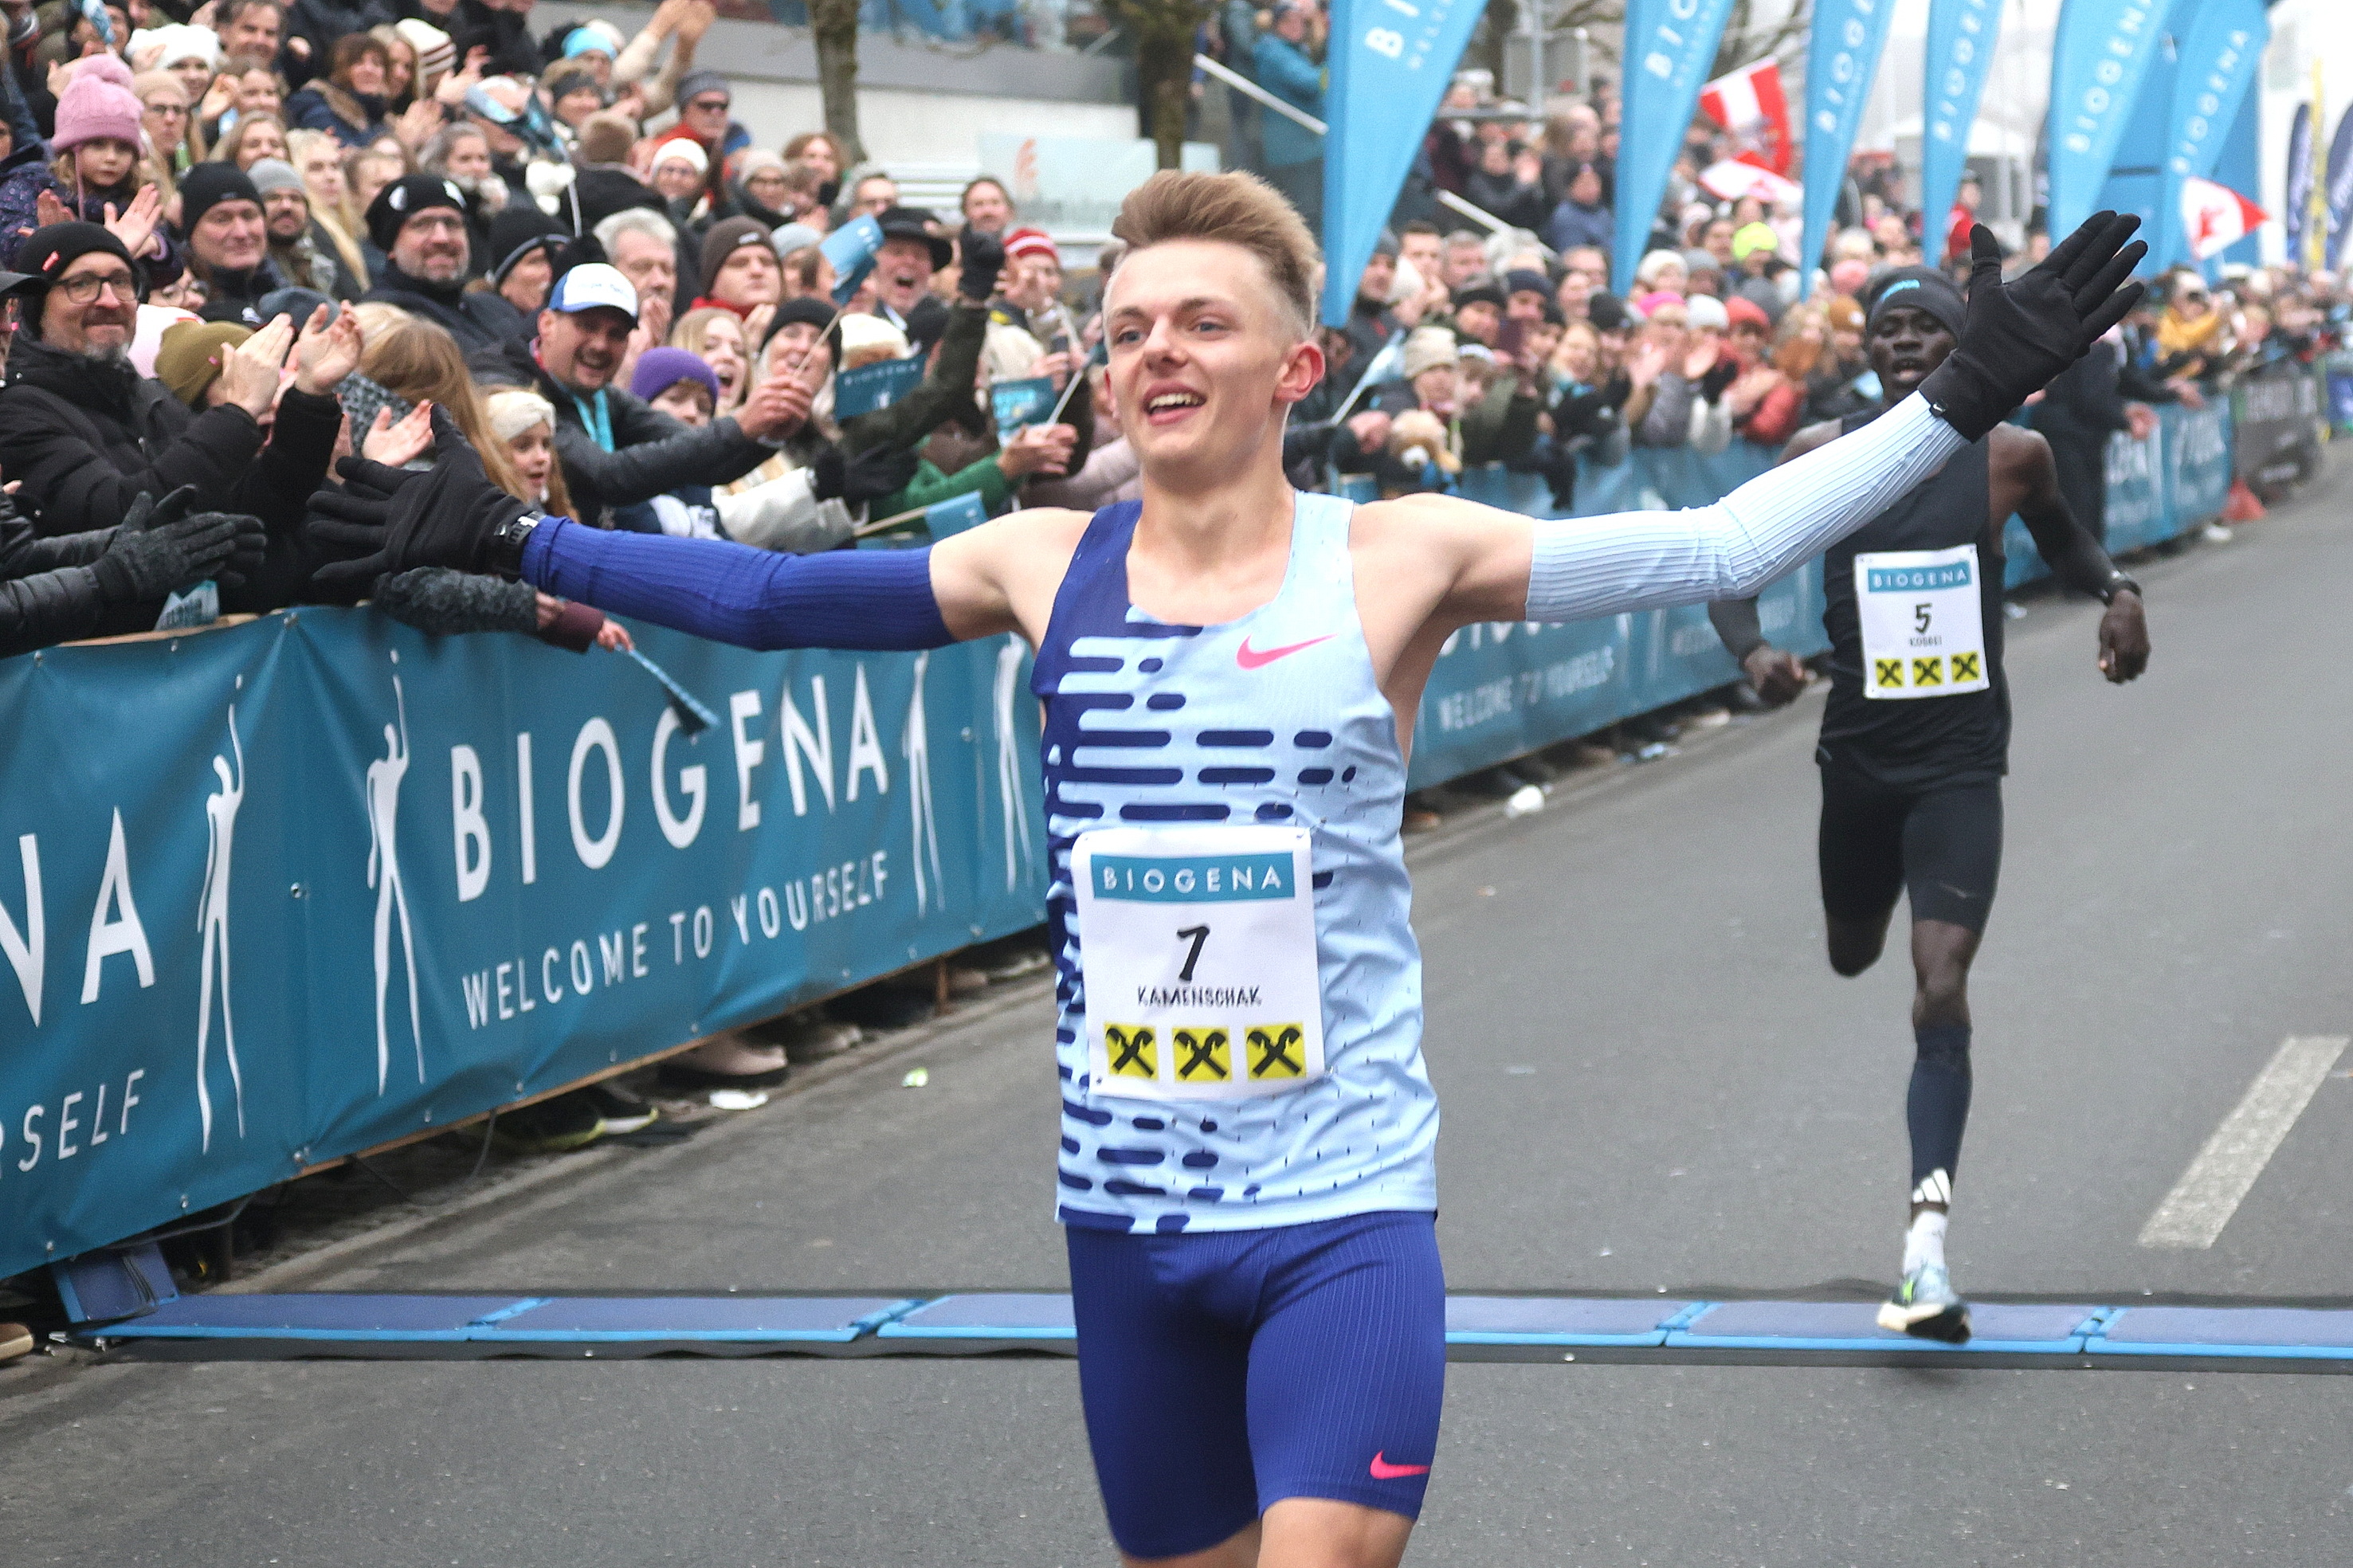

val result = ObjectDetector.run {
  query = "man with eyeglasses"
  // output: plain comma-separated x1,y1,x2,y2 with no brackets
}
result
648,69,746,210
359,174,514,354
0,223,292,551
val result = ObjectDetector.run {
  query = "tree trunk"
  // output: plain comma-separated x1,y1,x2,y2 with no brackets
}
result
809,0,865,167
1141,27,1191,168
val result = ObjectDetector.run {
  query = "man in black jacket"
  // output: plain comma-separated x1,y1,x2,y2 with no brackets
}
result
178,164,288,324
0,224,347,615
360,174,516,354
526,262,810,529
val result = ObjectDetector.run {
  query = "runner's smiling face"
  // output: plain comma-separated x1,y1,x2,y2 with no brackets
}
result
1104,238,1322,484
1865,304,1955,402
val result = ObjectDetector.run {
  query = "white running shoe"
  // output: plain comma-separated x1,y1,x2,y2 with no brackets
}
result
1877,1263,1972,1343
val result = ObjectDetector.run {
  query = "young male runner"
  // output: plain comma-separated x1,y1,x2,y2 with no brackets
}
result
311,179,2144,1567
1709,268,2151,1345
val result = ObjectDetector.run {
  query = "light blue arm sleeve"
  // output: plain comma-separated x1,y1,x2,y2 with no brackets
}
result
1523,393,1965,621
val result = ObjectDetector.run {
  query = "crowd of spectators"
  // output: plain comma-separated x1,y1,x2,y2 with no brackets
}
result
0,2,2344,1139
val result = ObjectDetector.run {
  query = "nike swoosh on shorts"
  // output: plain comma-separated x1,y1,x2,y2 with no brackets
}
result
1369,1452,1432,1480
1236,633,1335,669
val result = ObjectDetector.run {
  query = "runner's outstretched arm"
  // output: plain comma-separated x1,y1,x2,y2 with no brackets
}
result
306,218,2145,654
1423,215,2147,629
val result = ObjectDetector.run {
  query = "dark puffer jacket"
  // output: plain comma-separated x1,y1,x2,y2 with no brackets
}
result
0,491,115,657
0,337,268,539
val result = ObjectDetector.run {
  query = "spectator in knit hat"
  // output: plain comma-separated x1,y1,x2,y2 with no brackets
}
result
984,225,1076,382
484,204,567,321
177,163,285,322
647,135,711,223
630,345,722,429
359,174,515,353
649,68,746,209
151,319,253,410
689,217,780,321
251,158,356,300
0,221,351,607
0,56,181,284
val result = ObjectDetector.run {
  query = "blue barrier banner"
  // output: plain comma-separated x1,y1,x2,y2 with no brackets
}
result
2155,0,2268,272
2047,0,2178,241
6,409,2241,1275
1320,0,1487,326
1801,0,1900,296
1614,0,1738,296
1920,0,2002,266
0,620,1047,1279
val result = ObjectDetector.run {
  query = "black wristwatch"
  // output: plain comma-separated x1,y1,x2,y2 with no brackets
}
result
2100,572,2142,606
485,509,544,578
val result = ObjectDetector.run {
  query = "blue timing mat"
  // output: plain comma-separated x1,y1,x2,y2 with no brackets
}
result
73,1292,2353,1368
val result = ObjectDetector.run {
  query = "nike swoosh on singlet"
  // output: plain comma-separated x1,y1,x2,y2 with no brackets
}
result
1368,1452,1432,1480
1236,633,1335,668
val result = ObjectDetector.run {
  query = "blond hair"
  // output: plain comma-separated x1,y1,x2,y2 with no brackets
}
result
359,313,531,502
1109,170,1320,338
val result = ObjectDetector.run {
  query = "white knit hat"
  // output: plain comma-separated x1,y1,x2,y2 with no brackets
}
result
486,388,557,442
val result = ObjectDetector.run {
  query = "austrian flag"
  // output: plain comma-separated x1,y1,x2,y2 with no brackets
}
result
1699,57,1793,174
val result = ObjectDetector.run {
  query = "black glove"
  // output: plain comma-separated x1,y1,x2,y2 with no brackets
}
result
1920,212,2147,441
958,225,1005,304
810,444,920,506
91,486,266,600
306,406,532,595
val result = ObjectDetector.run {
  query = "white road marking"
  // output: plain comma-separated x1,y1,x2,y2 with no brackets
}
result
2138,1035,2350,1250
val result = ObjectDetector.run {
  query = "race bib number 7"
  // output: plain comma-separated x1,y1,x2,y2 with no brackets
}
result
1071,825,1325,1103
1854,544,1990,700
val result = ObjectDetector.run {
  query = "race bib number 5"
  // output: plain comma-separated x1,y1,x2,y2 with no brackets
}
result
1072,825,1325,1102
1854,544,1990,700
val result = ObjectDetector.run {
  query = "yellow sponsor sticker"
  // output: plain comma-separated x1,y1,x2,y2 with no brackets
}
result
1104,1024,1157,1081
1245,1023,1308,1081
1171,1027,1231,1084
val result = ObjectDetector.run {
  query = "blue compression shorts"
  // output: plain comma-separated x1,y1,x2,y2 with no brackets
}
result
1065,1210,1446,1559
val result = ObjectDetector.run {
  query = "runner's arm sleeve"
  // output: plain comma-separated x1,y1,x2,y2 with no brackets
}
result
520,519,954,652
1524,392,1963,621
1706,596,1767,663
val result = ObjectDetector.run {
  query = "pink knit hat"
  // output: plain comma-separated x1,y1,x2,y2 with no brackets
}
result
53,55,144,154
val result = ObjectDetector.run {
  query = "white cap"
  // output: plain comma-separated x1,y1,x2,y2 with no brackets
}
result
1684,293,1729,331
546,262,638,321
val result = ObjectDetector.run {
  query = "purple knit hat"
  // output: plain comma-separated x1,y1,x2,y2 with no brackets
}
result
53,55,144,155
629,347,721,405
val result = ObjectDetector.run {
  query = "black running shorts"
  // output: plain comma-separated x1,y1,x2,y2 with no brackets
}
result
1816,764,2002,934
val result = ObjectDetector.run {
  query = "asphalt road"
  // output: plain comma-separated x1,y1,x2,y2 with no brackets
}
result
8,458,2353,1566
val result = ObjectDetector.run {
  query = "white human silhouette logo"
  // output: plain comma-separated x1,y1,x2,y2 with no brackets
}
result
365,672,422,1092
904,651,943,913
195,705,246,1151
993,639,1036,890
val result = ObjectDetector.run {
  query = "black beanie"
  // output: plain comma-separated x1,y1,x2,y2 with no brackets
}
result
14,221,136,296
366,174,469,254
488,204,567,284
761,292,840,357
1865,266,1967,338
178,163,262,237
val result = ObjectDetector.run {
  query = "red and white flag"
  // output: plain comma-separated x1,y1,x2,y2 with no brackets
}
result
1698,159,1802,207
2180,175,2265,260
1699,57,1793,175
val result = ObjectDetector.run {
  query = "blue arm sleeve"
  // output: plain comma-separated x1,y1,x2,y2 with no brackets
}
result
520,519,955,653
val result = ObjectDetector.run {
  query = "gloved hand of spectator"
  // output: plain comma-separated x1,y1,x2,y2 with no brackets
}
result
92,486,265,600
959,225,1006,304
306,408,532,592
811,445,920,506
1920,213,2147,440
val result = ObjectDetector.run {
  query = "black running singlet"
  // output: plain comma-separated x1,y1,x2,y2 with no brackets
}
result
1816,410,2009,788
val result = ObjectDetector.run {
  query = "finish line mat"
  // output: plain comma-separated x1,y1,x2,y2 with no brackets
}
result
78,1292,2353,1370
